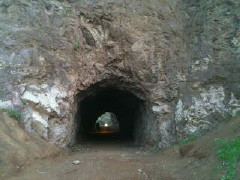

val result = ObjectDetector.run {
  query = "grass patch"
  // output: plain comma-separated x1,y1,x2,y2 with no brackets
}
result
214,138,240,180
148,145,162,153
20,98,28,105
177,135,198,146
73,40,79,51
232,110,240,119
0,108,22,120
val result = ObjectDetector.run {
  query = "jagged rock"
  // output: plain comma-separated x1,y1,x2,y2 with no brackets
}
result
0,0,239,148
0,112,59,179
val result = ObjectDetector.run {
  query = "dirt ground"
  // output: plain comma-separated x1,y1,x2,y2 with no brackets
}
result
6,141,187,180
5,140,220,180
5,117,240,180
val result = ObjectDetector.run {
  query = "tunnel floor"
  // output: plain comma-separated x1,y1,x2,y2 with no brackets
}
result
74,84,145,145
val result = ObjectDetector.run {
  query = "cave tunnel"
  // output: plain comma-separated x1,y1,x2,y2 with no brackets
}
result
74,83,146,144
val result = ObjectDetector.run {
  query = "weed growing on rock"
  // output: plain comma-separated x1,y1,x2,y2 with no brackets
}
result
214,139,240,180
73,40,79,50
20,98,28,105
0,108,22,120
177,135,198,145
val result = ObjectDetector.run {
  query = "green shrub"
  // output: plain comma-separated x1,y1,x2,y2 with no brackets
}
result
177,135,198,145
214,139,240,180
20,98,28,105
0,108,22,120
73,40,79,50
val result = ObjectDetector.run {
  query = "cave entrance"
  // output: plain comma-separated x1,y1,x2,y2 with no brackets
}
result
74,82,147,145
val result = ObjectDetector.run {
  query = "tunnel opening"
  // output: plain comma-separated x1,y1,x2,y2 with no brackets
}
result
74,82,147,145
95,112,120,134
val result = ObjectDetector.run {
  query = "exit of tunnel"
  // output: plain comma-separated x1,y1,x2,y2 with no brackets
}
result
74,83,147,144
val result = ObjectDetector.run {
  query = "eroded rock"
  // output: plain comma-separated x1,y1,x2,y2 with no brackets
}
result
0,0,239,147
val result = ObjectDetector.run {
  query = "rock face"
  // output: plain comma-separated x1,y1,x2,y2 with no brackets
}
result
0,112,59,178
0,0,239,147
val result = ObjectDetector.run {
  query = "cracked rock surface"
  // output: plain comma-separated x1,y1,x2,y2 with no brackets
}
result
0,0,239,147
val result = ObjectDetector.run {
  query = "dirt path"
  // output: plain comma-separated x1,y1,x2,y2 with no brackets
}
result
6,138,222,180
5,142,220,180
7,140,181,180
5,135,224,180
5,118,240,180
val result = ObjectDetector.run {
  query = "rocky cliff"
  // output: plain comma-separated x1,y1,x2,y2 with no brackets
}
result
0,0,239,147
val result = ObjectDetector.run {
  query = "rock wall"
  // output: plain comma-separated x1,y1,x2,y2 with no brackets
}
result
176,0,240,138
0,112,59,178
0,0,239,147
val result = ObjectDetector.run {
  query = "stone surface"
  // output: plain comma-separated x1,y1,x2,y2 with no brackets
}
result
72,160,81,165
0,112,59,179
0,0,239,147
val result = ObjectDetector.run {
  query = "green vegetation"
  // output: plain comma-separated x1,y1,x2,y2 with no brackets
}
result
20,98,28,105
232,110,240,119
177,135,198,145
61,6,70,16
148,145,162,153
0,108,22,120
214,139,240,180
73,40,79,51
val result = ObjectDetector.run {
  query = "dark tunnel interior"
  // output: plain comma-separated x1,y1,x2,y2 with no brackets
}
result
75,86,145,144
